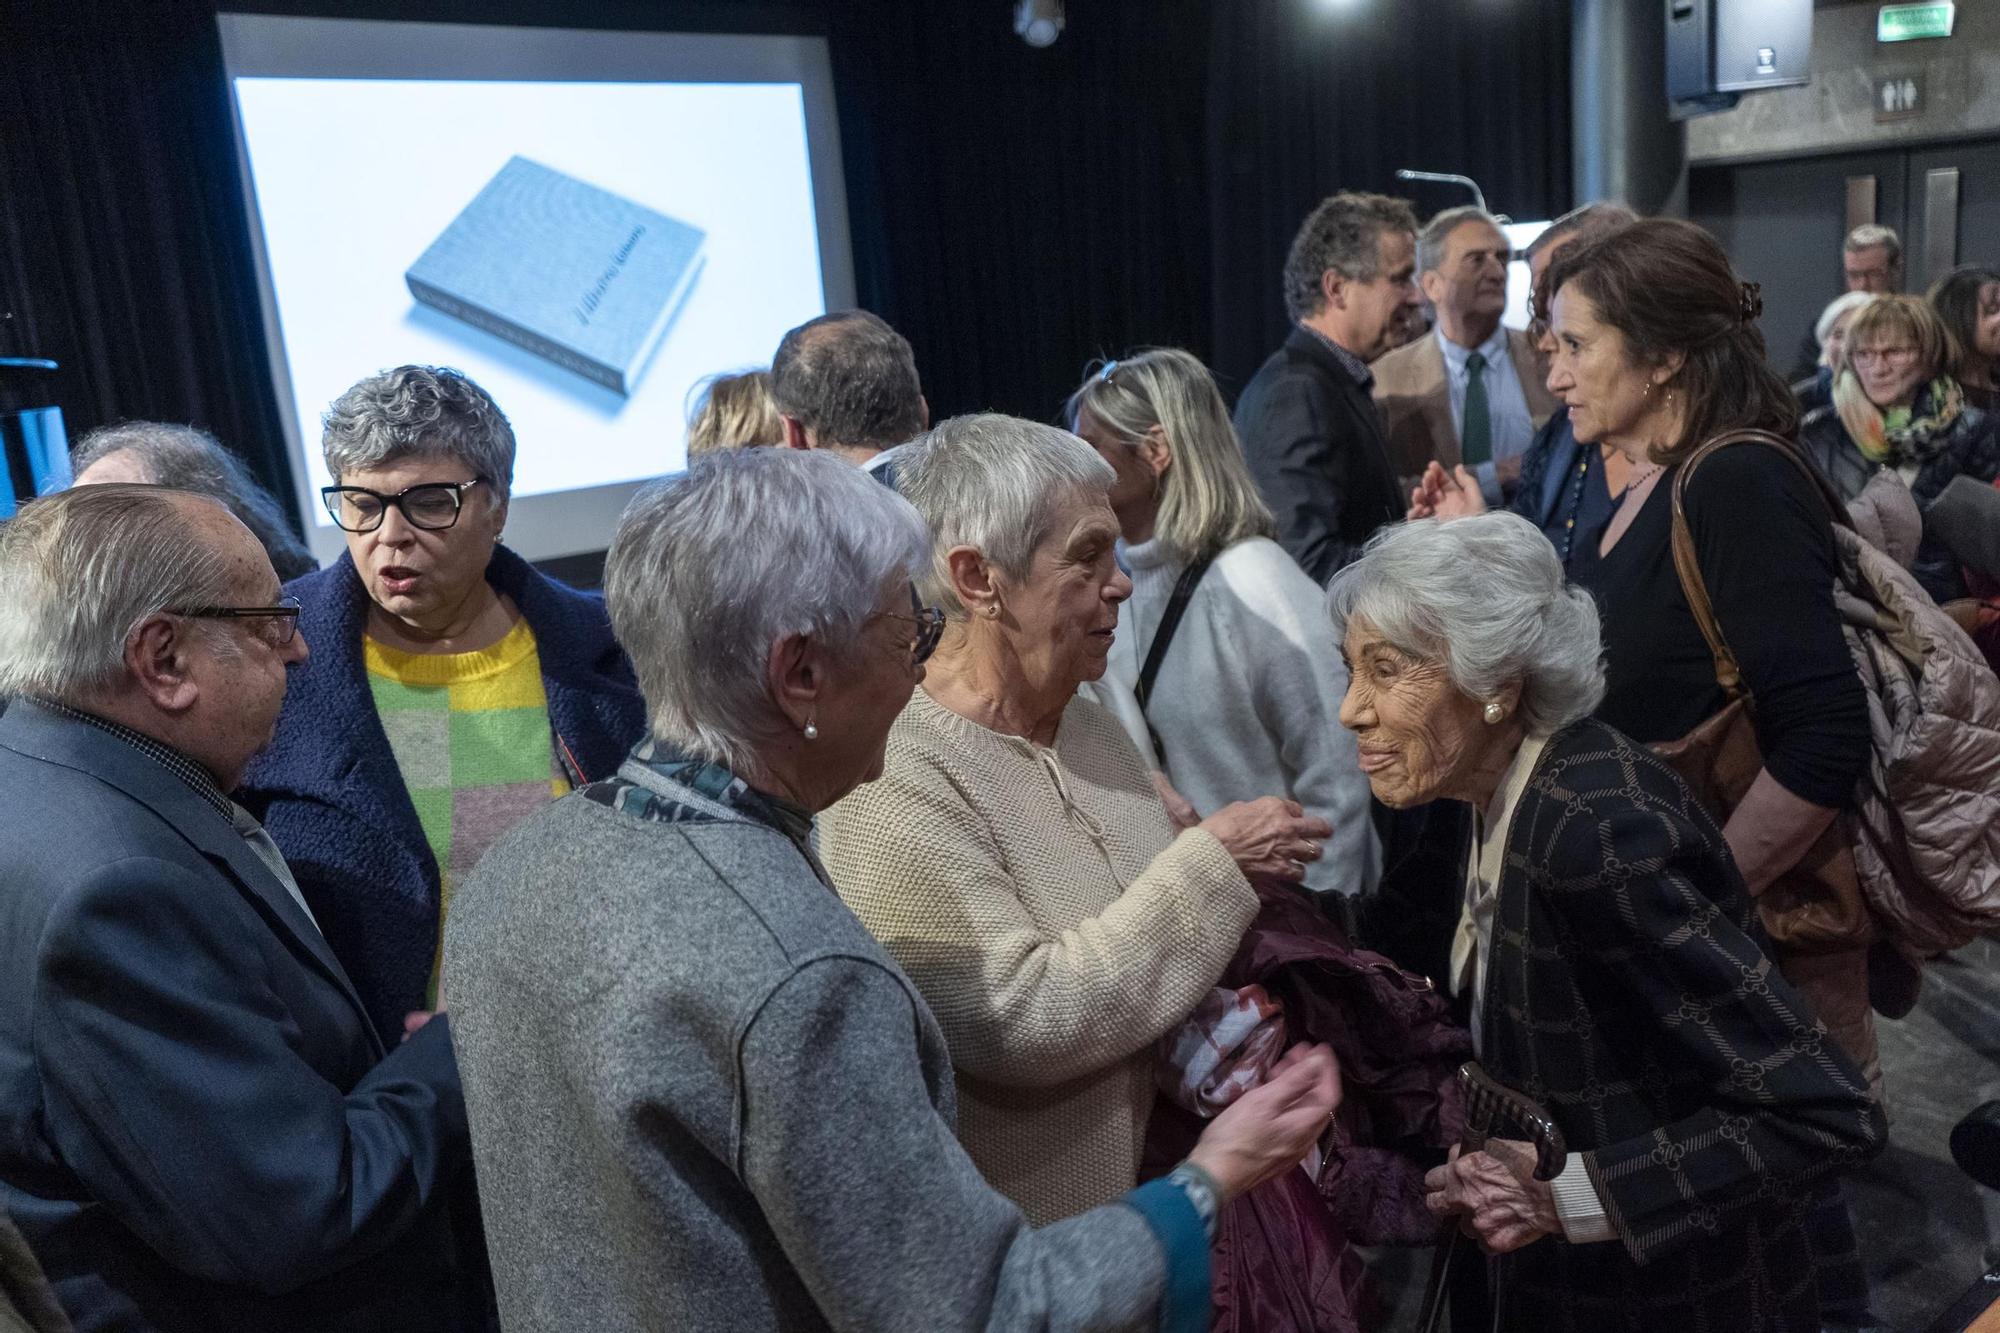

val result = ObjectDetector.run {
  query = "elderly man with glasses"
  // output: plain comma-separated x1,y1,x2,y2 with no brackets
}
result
0,484,474,1329
238,365,646,1048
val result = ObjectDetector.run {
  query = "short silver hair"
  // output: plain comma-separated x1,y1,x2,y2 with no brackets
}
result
1815,290,1874,348
0,485,241,705
1844,223,1902,266
70,420,318,582
1417,206,1506,276
1327,513,1605,737
893,413,1116,618
603,447,929,768
322,365,517,499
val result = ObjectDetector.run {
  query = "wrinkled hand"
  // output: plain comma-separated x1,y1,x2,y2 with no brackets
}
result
1152,771,1202,832
1198,797,1331,882
1423,1139,1559,1254
1411,461,1489,521
1189,1043,1343,1202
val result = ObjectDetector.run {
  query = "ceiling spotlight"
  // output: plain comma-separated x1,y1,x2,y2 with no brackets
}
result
1015,0,1065,47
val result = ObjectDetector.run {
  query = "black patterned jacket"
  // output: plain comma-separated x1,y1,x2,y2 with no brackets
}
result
1482,719,1885,1332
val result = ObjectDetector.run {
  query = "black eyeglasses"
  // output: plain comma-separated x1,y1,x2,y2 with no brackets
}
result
168,594,302,645
321,479,485,533
881,585,946,667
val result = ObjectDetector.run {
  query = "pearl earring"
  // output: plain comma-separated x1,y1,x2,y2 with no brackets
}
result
803,719,819,741
1483,702,1504,725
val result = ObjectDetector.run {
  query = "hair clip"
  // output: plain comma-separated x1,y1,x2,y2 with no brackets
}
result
1738,280,1764,324
1097,359,1120,385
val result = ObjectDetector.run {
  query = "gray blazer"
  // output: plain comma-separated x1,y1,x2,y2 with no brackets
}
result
0,701,470,1332
444,761,1173,1332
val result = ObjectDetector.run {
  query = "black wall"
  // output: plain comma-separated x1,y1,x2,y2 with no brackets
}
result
0,0,1573,519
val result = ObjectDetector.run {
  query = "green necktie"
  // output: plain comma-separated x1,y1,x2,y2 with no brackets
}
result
1462,351,1492,467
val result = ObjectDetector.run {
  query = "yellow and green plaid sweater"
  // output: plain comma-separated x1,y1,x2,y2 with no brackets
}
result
365,619,570,997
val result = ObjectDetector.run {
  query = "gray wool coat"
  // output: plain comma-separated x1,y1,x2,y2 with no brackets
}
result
444,762,1172,1332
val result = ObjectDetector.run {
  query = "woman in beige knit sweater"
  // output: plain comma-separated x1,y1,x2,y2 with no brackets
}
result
818,413,1331,1225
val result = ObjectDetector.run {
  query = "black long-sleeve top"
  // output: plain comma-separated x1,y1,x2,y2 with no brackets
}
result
1568,441,1870,809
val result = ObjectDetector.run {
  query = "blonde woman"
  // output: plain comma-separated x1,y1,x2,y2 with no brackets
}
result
1800,295,2000,601
1069,348,1378,897
685,368,782,455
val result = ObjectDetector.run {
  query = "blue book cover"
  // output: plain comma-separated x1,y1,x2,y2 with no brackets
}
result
405,156,706,397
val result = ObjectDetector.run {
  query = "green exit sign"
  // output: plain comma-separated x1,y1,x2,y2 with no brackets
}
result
1879,2,1956,42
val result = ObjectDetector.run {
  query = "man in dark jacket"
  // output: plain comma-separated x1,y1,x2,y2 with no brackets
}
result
0,485,471,1331
1233,192,1422,583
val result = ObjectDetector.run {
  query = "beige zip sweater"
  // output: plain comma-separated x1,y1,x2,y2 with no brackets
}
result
818,688,1257,1225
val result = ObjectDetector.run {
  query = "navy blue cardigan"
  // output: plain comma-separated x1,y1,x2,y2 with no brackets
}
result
238,546,646,1045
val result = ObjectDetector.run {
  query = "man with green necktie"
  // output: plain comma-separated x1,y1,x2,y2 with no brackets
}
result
1374,205,1560,506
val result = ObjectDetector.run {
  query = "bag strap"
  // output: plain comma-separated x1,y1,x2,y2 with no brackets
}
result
1135,554,1214,763
1667,428,1850,703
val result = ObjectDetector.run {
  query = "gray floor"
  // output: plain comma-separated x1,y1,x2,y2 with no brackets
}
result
1853,935,2000,1331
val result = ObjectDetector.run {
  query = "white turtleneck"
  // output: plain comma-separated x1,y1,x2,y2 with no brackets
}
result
1087,534,1380,896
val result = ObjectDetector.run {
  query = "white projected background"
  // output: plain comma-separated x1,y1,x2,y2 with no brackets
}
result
220,17,853,563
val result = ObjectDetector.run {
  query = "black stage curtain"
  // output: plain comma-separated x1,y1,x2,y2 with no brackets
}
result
0,0,1570,522
1205,0,1574,395
827,0,1215,425
0,1,298,506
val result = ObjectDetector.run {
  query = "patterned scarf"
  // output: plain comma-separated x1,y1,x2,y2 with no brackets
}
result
581,735,818,863
1833,371,1966,466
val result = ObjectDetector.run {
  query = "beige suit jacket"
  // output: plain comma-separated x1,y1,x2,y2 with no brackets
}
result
1372,327,1559,482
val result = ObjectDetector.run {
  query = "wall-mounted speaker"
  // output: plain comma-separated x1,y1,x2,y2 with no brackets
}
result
1665,0,1812,118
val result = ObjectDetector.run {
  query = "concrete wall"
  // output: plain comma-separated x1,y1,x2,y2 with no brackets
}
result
1688,0,2000,164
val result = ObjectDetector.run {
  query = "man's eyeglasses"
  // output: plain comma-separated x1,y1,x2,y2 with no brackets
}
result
321,479,485,533
881,586,946,667
168,595,302,645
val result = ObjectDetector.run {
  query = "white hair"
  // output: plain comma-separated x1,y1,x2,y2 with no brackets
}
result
0,485,241,705
602,447,929,768
1815,290,1874,349
1327,514,1606,737
893,413,1116,617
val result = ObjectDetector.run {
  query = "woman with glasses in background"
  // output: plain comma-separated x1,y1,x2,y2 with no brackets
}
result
1800,295,2000,602
238,365,645,1047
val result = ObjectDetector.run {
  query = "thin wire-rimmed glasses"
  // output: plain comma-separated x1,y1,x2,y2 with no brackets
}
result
320,479,485,533
881,585,946,667
167,594,303,645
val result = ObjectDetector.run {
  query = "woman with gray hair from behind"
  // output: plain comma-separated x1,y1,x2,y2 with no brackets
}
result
1333,513,1882,1331
442,446,1341,1332
818,413,1333,1228
1068,347,1378,897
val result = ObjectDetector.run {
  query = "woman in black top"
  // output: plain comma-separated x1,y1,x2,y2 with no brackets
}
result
1416,217,1877,1325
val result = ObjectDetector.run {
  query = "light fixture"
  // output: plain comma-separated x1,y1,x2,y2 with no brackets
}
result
1015,0,1065,47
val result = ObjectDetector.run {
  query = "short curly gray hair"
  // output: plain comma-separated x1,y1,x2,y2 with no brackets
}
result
1326,513,1606,737
322,365,517,499
604,447,929,769
892,413,1116,619
1283,192,1419,323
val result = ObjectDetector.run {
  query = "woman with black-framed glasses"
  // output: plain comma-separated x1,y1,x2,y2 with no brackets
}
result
237,365,646,1049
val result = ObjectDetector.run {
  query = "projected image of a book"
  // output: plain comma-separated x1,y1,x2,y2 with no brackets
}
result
406,157,706,397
